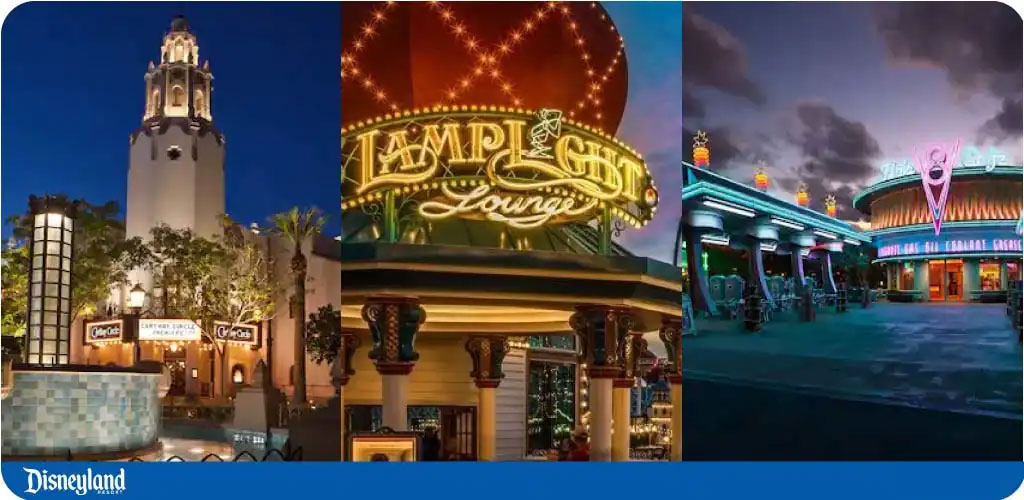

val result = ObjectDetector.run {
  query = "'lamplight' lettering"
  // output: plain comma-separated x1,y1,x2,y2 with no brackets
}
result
342,110,656,230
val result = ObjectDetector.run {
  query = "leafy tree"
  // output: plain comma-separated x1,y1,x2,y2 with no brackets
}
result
1,242,29,354
836,244,873,287
1,196,148,354
142,219,277,397
305,305,342,365
270,207,326,406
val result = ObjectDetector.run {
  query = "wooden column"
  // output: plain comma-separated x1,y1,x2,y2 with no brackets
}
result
659,315,683,461
570,305,634,462
465,336,510,461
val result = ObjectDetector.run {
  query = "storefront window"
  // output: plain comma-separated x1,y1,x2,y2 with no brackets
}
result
528,335,576,351
345,405,476,460
899,263,914,290
980,262,1001,291
526,362,576,456
1008,262,1022,283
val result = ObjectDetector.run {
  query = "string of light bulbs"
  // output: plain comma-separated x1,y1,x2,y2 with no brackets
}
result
342,1,627,132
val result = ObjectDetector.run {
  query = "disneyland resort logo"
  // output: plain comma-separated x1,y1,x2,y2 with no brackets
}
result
21,467,126,496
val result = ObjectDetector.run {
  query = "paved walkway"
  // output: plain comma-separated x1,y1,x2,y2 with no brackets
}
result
683,302,1022,418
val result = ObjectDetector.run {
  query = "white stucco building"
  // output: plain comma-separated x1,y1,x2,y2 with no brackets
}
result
72,17,340,405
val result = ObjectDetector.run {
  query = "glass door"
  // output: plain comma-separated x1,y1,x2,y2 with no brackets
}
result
163,348,186,396
944,260,963,300
928,261,944,300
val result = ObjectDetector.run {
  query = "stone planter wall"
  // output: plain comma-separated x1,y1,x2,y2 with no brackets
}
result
1,366,160,458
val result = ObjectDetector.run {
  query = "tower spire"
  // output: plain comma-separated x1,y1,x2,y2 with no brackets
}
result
142,16,213,122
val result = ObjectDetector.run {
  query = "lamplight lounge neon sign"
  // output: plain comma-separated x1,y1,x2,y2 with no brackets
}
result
341,108,658,229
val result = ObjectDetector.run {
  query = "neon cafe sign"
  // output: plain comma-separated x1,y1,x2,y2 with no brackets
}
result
874,143,1011,183
877,140,1017,236
878,237,1022,258
341,107,658,230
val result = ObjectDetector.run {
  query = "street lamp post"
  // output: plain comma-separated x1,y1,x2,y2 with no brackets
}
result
127,283,147,365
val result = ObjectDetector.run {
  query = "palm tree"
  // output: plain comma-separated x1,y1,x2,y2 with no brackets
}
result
270,207,326,407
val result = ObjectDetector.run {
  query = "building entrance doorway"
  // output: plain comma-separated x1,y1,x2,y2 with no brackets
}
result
928,259,963,301
163,348,186,396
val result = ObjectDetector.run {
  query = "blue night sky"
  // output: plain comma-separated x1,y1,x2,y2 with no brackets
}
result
684,2,1022,220
605,2,682,263
1,2,340,236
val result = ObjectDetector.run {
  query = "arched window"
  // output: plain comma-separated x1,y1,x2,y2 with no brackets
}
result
232,364,246,385
174,41,184,62
194,89,205,116
171,86,185,107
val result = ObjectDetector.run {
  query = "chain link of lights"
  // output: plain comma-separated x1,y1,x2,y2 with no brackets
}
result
563,2,625,126
341,1,399,111
342,1,626,132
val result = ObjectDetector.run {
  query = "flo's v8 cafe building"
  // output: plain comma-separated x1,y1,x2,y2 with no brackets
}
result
854,143,1023,302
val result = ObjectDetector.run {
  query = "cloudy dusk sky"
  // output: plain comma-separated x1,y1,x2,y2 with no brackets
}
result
606,2,683,263
683,2,1023,220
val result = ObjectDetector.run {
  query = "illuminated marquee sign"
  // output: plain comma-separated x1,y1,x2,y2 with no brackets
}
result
138,319,202,342
877,236,1022,258
341,107,658,230
213,321,258,345
874,144,1010,183
84,319,123,344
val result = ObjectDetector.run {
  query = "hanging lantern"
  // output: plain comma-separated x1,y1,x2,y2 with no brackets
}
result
754,165,769,191
796,182,810,208
824,193,837,218
692,130,710,167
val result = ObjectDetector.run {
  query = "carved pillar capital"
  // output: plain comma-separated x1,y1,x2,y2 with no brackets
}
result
465,336,510,389
331,328,362,388
615,331,647,388
659,315,683,384
361,297,425,376
570,305,634,379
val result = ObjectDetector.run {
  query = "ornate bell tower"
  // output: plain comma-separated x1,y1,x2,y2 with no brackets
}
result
125,16,226,293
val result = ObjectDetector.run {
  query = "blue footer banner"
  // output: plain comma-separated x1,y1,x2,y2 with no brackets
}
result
1,462,1022,499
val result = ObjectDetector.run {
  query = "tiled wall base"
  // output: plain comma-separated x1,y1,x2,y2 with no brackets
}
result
2,371,160,457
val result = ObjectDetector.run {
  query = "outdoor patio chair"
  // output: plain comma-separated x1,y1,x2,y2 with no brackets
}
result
709,275,728,316
724,275,746,320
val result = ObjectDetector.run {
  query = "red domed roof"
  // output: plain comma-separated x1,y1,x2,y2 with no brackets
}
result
341,1,629,134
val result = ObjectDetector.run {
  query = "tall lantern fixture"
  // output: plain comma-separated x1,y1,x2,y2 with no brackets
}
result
25,196,79,366
754,165,769,192
692,130,710,168
824,194,837,218
796,182,810,208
